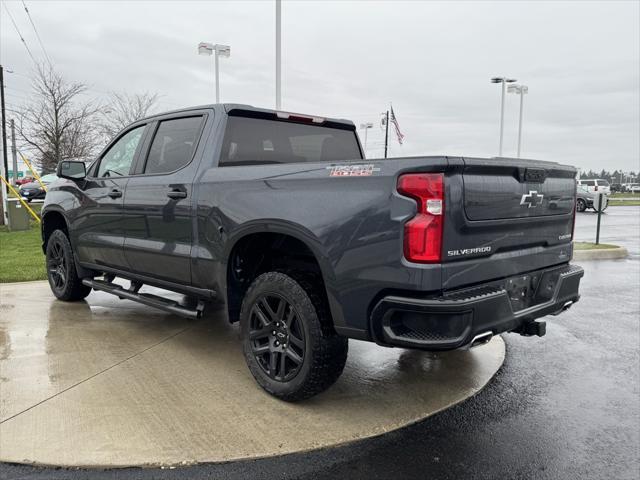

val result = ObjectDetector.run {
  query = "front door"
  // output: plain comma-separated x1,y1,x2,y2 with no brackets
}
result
71,125,147,270
122,115,206,285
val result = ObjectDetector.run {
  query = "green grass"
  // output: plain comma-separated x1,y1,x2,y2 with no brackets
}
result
0,225,46,282
610,192,640,198
609,200,640,206
574,241,619,250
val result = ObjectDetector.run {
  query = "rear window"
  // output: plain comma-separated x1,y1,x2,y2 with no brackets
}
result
143,116,203,174
219,116,361,167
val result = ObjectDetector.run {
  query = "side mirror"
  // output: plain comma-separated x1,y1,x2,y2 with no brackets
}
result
57,160,86,180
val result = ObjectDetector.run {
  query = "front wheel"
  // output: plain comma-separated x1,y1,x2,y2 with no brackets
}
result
240,271,348,401
576,198,587,212
46,229,92,301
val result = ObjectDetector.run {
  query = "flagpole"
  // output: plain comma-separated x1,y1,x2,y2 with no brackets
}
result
384,109,389,159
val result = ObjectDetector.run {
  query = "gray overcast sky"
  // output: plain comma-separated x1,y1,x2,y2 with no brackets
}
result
1,0,639,172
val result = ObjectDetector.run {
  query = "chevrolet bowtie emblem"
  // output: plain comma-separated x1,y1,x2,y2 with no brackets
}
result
520,190,544,208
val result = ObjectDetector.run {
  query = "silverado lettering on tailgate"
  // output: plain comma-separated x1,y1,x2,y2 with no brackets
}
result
447,246,492,257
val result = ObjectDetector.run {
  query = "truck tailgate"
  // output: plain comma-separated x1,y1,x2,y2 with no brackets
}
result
441,157,576,290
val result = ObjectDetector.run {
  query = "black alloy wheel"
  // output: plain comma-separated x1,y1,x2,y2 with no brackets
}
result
248,294,305,382
45,229,92,301
47,235,68,292
240,271,348,401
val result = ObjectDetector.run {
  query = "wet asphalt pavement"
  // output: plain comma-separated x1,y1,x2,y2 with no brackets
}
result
2,207,639,480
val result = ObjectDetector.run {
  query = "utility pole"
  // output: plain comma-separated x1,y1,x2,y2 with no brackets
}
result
11,119,18,184
275,0,282,110
0,65,8,225
384,110,389,159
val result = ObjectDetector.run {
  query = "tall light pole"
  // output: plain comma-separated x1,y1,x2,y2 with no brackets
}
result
359,122,373,156
508,84,528,158
198,42,231,103
491,76,517,156
275,0,282,110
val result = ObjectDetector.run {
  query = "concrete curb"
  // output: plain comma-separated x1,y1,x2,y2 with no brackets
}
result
573,246,628,261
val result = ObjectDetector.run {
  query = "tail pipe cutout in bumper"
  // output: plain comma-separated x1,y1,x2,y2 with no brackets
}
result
370,263,584,350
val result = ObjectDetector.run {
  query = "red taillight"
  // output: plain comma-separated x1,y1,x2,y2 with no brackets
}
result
397,173,444,263
594,185,598,191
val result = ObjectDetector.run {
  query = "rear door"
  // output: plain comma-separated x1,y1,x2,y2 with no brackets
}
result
122,113,207,284
71,124,148,269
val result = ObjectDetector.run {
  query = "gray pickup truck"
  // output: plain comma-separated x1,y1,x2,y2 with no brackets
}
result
42,104,583,400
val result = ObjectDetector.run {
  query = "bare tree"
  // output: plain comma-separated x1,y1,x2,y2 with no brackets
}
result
99,91,159,140
17,64,101,173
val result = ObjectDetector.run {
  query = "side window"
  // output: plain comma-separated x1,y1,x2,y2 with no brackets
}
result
97,126,145,177
143,116,203,174
584,180,595,186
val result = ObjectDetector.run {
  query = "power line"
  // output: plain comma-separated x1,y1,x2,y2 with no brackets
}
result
21,1,53,66
2,2,38,65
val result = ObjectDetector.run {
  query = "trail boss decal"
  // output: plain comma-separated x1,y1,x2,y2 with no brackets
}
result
327,164,380,177
447,246,492,257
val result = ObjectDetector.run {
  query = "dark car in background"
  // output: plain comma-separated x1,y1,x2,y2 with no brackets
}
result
19,174,58,202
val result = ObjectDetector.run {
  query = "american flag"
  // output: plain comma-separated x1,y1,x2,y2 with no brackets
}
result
390,105,404,145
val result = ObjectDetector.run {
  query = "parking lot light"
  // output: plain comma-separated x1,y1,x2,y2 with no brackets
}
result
507,84,529,158
491,76,517,156
359,122,374,156
198,42,231,103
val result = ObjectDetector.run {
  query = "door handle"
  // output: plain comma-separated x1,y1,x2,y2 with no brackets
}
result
108,189,122,199
167,189,187,199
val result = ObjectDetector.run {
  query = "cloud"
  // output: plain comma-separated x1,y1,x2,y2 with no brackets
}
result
1,0,638,171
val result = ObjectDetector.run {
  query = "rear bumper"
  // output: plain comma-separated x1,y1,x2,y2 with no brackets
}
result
370,263,584,350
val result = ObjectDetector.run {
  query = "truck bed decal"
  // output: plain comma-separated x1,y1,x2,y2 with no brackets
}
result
327,164,380,177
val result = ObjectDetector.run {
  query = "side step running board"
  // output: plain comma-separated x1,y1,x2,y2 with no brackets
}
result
83,278,205,319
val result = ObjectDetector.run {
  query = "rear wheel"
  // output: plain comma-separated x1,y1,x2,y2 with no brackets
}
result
240,271,348,401
576,198,587,212
46,229,92,301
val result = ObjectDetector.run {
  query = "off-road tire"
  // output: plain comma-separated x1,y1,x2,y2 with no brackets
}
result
46,229,92,301
240,271,348,401
576,198,587,212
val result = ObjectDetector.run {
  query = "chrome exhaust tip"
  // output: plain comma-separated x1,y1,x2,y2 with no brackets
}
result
469,331,493,349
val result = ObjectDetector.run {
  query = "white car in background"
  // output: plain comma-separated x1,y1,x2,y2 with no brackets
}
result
577,179,611,195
